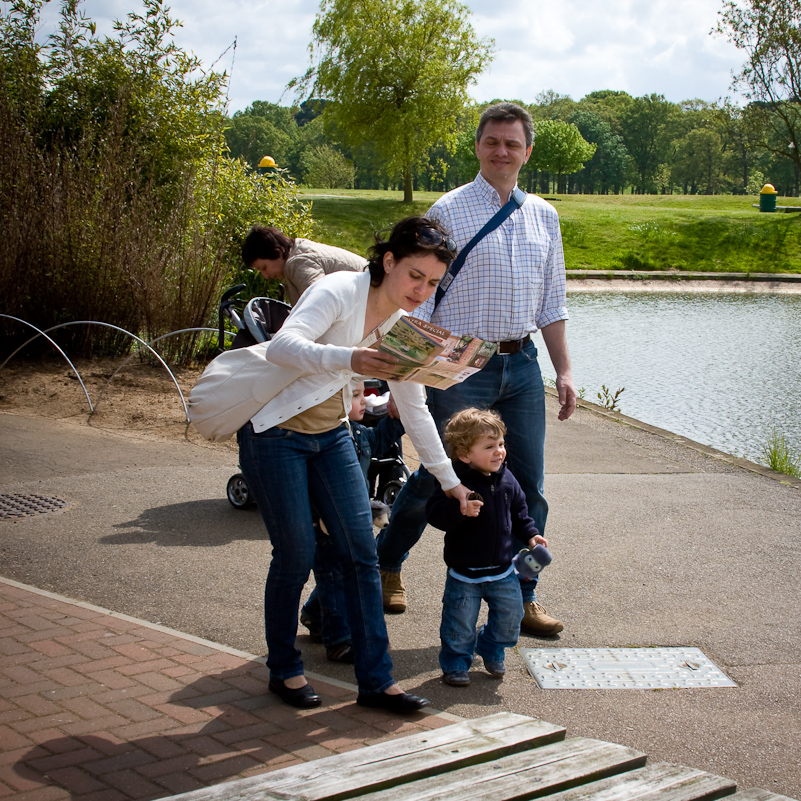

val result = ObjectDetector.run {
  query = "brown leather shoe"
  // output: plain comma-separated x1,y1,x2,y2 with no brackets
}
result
326,642,354,663
380,569,407,613
521,601,564,635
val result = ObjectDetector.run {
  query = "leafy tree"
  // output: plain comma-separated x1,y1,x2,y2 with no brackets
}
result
225,100,303,172
619,94,679,193
718,100,764,193
301,144,355,187
568,109,629,193
531,89,577,121
672,126,726,194
0,0,311,361
528,119,596,192
289,0,493,202
294,98,329,126
225,114,295,169
578,90,633,133
716,0,801,176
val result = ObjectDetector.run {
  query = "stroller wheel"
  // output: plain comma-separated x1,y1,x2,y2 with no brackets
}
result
381,479,405,507
227,473,253,509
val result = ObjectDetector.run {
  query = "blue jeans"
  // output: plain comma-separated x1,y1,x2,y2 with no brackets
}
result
238,422,393,693
376,342,547,601
301,529,351,647
439,571,523,673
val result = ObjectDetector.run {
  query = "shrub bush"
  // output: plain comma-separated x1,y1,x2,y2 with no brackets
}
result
0,0,311,364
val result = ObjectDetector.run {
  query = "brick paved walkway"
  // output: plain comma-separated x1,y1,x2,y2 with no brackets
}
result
0,578,454,800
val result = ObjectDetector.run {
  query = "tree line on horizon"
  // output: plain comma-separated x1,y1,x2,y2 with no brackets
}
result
226,0,801,201
224,90,800,199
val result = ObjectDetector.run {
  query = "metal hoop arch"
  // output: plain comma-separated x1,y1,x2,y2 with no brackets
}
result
0,315,94,411
94,327,231,419
1,320,189,421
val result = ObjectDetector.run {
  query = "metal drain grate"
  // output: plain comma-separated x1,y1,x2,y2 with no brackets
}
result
520,647,737,689
0,493,67,519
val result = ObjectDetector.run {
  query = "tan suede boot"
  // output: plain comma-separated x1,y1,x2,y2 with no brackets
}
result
521,601,564,635
380,569,407,613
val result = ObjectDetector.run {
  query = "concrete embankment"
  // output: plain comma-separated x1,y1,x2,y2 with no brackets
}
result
566,269,801,293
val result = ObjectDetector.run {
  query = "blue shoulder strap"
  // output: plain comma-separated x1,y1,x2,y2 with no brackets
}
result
433,186,527,310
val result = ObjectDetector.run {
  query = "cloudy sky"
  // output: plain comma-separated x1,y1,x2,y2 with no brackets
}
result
36,0,746,113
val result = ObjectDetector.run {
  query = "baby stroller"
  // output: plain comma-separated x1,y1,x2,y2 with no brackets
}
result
219,284,291,510
220,287,410,511
362,380,411,506
217,283,291,352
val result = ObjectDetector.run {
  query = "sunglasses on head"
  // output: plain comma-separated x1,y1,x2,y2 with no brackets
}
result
415,227,457,258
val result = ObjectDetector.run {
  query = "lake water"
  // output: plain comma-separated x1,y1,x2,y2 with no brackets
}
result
538,289,801,465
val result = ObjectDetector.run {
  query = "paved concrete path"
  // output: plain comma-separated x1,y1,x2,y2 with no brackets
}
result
1,399,800,799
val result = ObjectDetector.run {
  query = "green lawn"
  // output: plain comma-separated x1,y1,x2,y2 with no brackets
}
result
299,189,801,274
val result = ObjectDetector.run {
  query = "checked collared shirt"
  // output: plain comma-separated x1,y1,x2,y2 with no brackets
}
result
415,171,569,342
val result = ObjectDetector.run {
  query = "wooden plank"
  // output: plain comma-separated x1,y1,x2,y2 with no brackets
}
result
542,762,737,800
729,790,800,801
165,713,565,801
354,737,646,801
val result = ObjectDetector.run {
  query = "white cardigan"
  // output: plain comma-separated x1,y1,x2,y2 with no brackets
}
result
248,270,459,491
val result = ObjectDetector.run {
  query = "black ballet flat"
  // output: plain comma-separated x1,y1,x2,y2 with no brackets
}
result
356,691,431,713
268,678,321,709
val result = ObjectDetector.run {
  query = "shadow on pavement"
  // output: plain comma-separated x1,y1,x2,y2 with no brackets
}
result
102,500,267,547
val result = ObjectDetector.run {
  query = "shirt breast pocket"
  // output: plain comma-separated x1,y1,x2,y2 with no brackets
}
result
516,237,550,281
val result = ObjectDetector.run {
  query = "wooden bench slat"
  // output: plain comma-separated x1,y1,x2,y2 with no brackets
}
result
166,713,565,801
542,762,737,801
354,737,646,801
729,790,799,801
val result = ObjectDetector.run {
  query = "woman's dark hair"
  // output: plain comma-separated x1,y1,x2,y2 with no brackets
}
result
366,217,456,286
241,226,294,266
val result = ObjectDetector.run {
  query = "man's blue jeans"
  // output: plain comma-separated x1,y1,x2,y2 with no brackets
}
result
439,571,523,673
376,341,547,602
238,422,393,693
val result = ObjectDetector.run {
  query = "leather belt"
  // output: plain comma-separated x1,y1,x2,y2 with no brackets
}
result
496,334,531,355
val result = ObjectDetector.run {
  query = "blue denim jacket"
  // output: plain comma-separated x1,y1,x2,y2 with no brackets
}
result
350,416,405,487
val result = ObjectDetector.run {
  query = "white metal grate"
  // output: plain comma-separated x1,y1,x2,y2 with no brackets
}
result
520,647,737,689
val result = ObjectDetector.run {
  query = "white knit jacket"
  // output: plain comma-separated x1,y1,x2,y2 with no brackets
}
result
189,270,458,490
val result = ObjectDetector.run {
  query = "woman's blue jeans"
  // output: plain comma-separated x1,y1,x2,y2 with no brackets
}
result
376,342,547,601
439,571,523,673
238,422,393,694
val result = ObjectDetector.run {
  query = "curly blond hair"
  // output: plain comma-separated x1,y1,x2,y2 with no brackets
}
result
443,408,506,458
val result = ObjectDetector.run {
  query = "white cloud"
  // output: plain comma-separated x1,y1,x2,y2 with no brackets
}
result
33,0,746,111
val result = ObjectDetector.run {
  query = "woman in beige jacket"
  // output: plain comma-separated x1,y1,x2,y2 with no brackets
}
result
241,225,367,306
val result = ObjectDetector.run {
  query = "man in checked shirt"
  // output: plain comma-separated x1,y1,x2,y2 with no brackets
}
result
376,102,577,636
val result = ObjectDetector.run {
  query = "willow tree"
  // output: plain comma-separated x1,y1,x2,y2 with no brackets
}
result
290,0,493,202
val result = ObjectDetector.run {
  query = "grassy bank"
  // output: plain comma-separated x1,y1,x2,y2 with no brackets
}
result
300,189,801,273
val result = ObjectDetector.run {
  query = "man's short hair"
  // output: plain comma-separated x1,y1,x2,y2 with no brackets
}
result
476,102,534,148
241,226,294,266
443,407,506,458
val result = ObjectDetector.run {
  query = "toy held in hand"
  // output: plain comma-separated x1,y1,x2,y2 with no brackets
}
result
370,499,391,530
513,543,552,579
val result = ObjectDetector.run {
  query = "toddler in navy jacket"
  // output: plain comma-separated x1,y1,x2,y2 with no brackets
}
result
426,408,547,686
